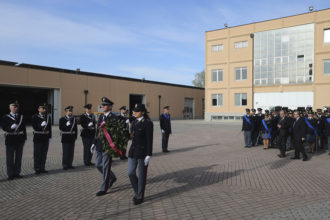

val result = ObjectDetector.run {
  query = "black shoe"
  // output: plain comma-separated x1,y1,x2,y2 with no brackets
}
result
14,174,23,179
63,167,68,170
109,177,117,188
68,166,75,169
303,157,308,161
290,156,300,160
164,150,170,153
7,176,14,181
96,191,106,196
133,198,143,205
120,156,128,160
89,162,95,166
40,170,48,173
35,170,41,175
132,196,137,202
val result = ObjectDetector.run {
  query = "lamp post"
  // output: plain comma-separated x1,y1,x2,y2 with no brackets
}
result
250,33,255,109
158,95,161,116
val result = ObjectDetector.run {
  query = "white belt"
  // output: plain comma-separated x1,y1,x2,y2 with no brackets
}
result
60,131,76,135
5,131,24,136
33,131,50,135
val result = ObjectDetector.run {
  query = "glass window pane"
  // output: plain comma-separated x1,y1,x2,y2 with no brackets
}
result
218,70,223,81
242,68,247,79
212,70,217,81
324,60,330,74
242,93,247,106
235,94,240,106
235,68,241,80
324,29,330,43
212,94,217,106
218,94,223,106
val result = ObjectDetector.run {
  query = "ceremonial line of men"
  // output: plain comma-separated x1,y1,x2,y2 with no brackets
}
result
242,107,330,161
1,97,172,205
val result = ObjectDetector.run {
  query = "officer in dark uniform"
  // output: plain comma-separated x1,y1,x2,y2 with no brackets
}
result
316,109,326,149
306,111,318,153
242,108,253,148
324,109,330,155
91,97,117,196
32,103,52,174
118,106,129,160
128,104,153,205
291,110,308,161
250,109,259,146
159,106,171,153
80,104,96,166
59,106,78,170
256,108,264,145
1,101,27,180
277,110,290,158
270,110,279,147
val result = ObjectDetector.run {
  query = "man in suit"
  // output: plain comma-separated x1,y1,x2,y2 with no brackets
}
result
291,111,308,161
118,106,129,160
32,103,52,174
1,101,27,180
242,108,253,148
91,97,117,196
80,104,96,166
159,106,172,153
277,110,290,158
59,106,78,170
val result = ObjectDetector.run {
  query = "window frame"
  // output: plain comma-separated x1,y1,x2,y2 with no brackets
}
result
323,60,330,75
211,69,223,82
324,29,330,44
211,44,224,52
235,67,248,81
211,94,223,106
234,41,248,49
234,93,247,106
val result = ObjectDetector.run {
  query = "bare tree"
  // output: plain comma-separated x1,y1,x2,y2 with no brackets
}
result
192,70,205,88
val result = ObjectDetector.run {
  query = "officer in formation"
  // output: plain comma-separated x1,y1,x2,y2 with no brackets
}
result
32,103,52,174
80,104,96,166
241,108,253,147
325,110,330,155
159,106,171,153
59,106,78,170
91,97,117,196
128,104,153,205
118,106,129,160
1,101,27,180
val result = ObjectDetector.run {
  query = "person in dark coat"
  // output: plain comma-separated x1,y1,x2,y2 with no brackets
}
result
118,106,129,160
316,109,326,150
261,113,272,149
1,101,27,180
128,104,153,205
242,108,253,148
270,111,279,147
277,110,290,158
291,111,308,161
286,111,295,151
80,104,96,166
324,110,330,155
251,109,259,146
256,108,264,145
159,106,172,153
59,106,78,170
305,111,318,153
32,103,52,174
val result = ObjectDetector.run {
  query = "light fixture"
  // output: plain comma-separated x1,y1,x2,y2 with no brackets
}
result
224,23,228,28
309,6,314,12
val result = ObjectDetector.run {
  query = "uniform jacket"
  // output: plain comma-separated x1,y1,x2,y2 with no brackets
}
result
305,118,318,135
317,115,326,135
1,113,27,145
95,113,117,152
80,113,96,139
292,117,307,140
128,117,153,159
32,113,52,142
260,118,272,134
159,113,172,134
325,116,330,137
277,116,290,136
59,116,78,143
242,115,253,131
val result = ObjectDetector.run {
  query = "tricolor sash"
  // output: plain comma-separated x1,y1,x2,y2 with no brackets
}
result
244,115,253,127
262,119,271,138
305,118,317,136
163,113,170,121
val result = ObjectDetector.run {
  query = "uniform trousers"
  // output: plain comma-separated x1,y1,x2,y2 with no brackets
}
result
62,142,75,168
162,132,170,152
128,157,145,200
244,131,252,147
95,151,116,192
6,142,24,178
34,141,49,171
82,137,93,165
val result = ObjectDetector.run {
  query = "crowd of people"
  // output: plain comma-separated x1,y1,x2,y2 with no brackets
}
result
1,98,172,205
242,107,330,161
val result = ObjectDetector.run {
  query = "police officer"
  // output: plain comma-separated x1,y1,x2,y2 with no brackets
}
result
242,108,253,148
324,109,330,155
80,104,96,166
118,106,129,160
128,104,153,205
59,106,77,170
277,110,290,158
1,101,27,180
32,103,52,174
91,97,117,196
316,109,326,150
159,106,172,153
256,108,264,145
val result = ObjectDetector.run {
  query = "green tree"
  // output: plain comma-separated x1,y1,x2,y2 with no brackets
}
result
192,70,205,88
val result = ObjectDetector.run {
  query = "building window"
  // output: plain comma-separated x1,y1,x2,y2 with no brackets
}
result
235,67,247,80
212,94,223,106
211,69,223,82
234,41,248,49
324,29,330,44
324,60,330,75
211,44,223,52
235,93,247,106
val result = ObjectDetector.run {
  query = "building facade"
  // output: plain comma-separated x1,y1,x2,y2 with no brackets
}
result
0,61,204,124
205,8,330,121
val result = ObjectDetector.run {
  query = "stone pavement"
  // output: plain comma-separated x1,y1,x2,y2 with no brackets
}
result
0,120,330,220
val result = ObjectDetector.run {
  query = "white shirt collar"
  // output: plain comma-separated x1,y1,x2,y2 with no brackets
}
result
65,115,71,119
137,116,144,122
104,111,111,117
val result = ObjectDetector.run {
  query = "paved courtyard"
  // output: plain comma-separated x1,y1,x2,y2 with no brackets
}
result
0,120,330,220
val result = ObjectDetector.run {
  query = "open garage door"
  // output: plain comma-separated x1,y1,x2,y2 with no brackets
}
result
0,85,60,125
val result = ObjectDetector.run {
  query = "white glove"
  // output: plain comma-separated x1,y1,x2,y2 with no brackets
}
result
11,124,18,129
90,144,96,154
161,129,165,134
88,122,93,127
125,119,130,124
66,121,71,126
144,156,151,166
41,121,47,127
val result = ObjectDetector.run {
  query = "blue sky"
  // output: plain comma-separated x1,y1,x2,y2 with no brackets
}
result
0,0,329,85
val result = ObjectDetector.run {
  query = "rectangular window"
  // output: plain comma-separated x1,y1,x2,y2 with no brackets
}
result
212,94,223,106
211,69,223,82
324,60,330,75
211,44,223,52
234,41,248,49
235,67,247,80
235,93,247,106
324,29,330,44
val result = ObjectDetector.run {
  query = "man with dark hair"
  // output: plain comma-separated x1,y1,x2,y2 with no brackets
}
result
80,104,96,166
242,109,253,148
291,111,308,161
160,106,172,153
277,110,290,158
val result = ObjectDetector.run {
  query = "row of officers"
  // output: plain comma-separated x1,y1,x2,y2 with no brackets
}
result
242,107,330,161
1,98,172,205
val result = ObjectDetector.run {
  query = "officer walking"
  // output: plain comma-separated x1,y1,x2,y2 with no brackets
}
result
32,103,52,174
159,106,171,153
128,104,153,205
91,97,117,196
1,101,27,180
59,106,78,170
80,104,96,166
118,106,129,160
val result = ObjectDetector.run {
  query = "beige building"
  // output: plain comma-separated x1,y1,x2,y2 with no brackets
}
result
0,61,204,124
205,8,330,121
